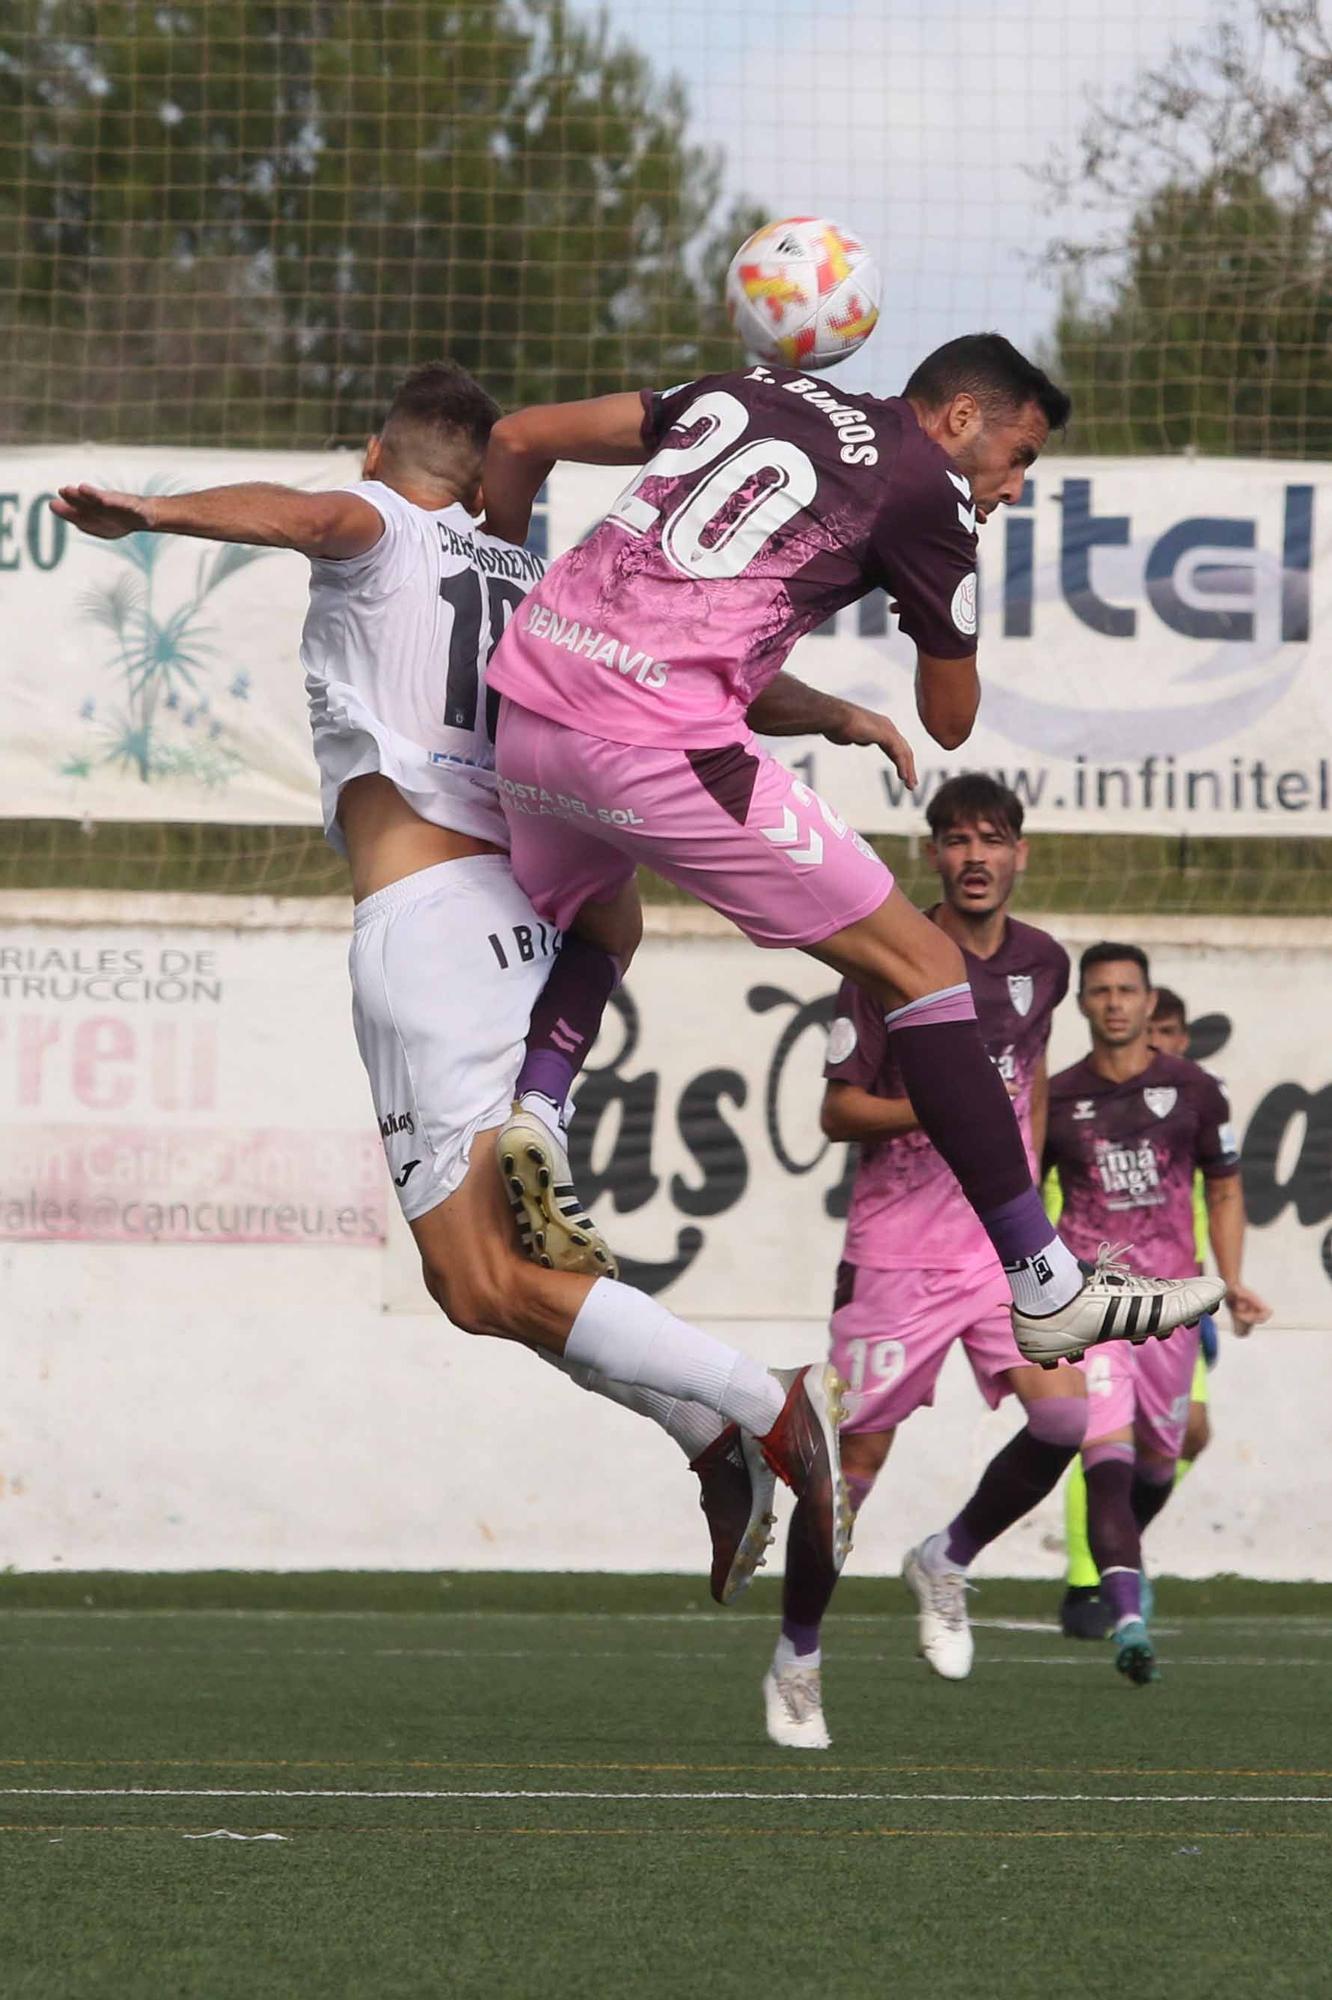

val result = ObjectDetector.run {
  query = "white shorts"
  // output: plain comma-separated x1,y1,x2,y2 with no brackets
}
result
349,855,558,1222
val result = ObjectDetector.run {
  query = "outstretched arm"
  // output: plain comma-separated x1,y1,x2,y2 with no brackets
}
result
481,392,649,545
50,482,385,561
746,674,918,787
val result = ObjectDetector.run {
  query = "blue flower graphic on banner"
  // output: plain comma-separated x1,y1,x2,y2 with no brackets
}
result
64,484,271,787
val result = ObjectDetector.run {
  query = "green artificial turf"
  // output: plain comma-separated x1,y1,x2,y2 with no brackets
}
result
0,1574,1327,1999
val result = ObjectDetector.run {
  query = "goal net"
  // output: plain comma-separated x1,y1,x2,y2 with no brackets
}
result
1,0,1327,905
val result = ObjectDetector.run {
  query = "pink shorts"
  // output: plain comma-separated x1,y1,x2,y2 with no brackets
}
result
828,1260,1024,1434
1078,1321,1201,1461
495,700,894,949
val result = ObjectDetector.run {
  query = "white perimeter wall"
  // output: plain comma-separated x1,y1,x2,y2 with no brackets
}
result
1,895,1328,1578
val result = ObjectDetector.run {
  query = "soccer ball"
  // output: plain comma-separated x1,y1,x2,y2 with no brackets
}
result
724,217,880,371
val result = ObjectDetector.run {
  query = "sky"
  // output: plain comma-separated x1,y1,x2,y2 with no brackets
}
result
595,0,1223,393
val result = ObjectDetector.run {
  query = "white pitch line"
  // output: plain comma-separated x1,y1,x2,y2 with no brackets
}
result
0,1644,1325,1670
1,1787,1329,1806
1,1608,1328,1631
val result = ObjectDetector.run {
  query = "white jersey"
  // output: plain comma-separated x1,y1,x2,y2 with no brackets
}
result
301,481,544,853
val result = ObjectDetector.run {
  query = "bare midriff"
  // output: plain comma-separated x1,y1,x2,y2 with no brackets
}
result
337,772,505,903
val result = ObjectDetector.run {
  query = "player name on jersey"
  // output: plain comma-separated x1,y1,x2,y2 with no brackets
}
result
489,364,979,752
301,483,544,855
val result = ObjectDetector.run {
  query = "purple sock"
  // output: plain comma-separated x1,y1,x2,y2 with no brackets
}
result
781,1475,874,1653
1131,1464,1176,1532
780,1618,823,1657
886,988,1058,1265
1100,1566,1143,1625
516,937,619,1111
1084,1446,1143,1620
944,1397,1087,1566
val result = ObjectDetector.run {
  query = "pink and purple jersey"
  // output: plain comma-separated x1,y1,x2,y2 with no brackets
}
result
486,366,979,749
1044,1053,1239,1278
825,917,1069,1271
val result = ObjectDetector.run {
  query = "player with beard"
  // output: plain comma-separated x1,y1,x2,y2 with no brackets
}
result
762,776,1083,1750
482,333,1222,1374
52,361,919,1600
1045,944,1271,1684
1059,985,1266,1639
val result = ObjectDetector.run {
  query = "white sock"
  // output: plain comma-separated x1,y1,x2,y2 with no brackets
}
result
774,1632,821,1670
518,1089,565,1141
539,1351,725,1462
921,1529,965,1575
564,1279,784,1435
1004,1235,1083,1314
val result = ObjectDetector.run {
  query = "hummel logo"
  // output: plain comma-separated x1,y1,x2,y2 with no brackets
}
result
393,1160,421,1188
760,804,823,867
946,468,977,534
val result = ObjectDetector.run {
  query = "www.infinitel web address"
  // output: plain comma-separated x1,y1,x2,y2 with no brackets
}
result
880,756,1332,816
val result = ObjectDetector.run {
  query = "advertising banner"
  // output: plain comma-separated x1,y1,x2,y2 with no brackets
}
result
1,904,1326,1577
3,902,1317,1321
395,917,1324,1332
0,916,385,1249
1,444,1327,836
5,908,1320,1328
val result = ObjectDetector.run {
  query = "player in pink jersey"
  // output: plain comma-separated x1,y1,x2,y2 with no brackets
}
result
51,361,881,1603
1045,942,1271,1685
763,776,1086,1748
482,334,1223,1368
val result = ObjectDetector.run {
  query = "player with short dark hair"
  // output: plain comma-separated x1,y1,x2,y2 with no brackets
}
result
902,333,1071,435
479,338,1221,1373
1059,980,1258,1638
1150,987,1188,1039
923,770,1026,844
52,358,903,1600
763,777,1084,1748
1079,940,1152,989
379,361,503,457
1045,945,1270,1683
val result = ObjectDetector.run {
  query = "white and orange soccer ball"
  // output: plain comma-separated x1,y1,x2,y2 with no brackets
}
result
724,217,880,370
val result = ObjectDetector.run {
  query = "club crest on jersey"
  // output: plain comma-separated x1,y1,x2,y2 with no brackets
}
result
1073,1098,1096,1121
1006,974,1034,1017
826,1016,857,1065
1144,1087,1178,1120
951,572,978,637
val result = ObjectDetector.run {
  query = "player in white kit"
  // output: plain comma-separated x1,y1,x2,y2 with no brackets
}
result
52,361,908,1599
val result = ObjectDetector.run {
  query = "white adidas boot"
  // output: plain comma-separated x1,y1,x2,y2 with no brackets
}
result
1013,1245,1225,1366
498,1105,618,1279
